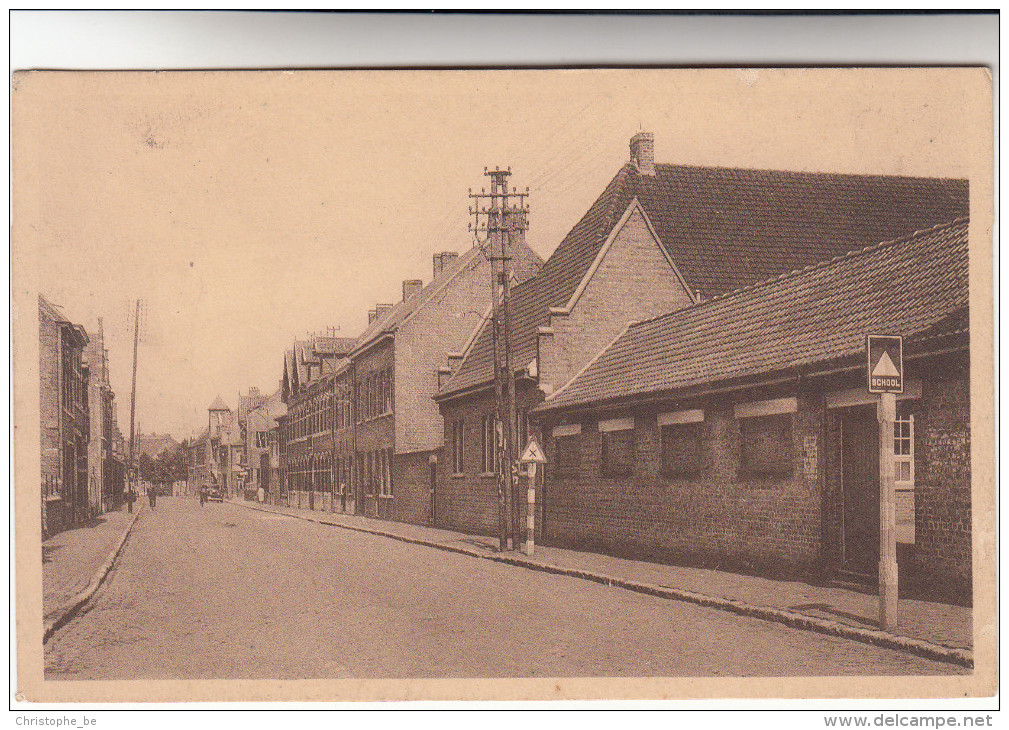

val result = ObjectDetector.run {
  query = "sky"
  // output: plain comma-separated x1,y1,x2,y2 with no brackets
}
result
13,68,983,439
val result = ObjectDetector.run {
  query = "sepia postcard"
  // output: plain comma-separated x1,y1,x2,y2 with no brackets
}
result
11,67,994,703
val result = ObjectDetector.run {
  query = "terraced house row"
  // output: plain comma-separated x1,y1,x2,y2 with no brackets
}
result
39,295,127,537
206,132,972,601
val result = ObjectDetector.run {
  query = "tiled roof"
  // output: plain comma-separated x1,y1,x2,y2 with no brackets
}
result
439,162,967,398
537,218,969,413
208,395,229,412
312,336,356,357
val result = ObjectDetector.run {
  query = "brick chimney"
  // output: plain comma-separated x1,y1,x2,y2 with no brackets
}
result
367,309,378,325
629,131,655,175
374,303,394,320
433,251,460,279
402,279,423,302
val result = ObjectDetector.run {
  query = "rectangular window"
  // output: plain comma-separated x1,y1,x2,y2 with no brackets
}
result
894,410,915,544
381,448,393,496
481,415,498,474
451,419,464,474
385,367,394,413
893,414,914,486
366,451,374,495
554,435,580,477
661,423,702,477
739,414,793,476
601,428,635,478
255,431,268,449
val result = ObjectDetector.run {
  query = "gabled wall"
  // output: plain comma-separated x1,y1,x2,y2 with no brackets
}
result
395,253,493,455
538,204,694,396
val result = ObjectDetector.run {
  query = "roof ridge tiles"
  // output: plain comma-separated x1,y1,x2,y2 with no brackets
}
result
626,216,969,332
653,160,966,182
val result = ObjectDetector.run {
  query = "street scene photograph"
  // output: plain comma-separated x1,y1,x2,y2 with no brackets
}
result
12,63,993,702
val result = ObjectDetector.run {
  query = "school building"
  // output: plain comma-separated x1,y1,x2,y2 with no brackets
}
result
433,131,969,546
532,218,971,599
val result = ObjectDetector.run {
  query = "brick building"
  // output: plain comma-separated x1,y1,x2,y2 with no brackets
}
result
83,318,119,514
187,428,209,494
206,395,243,497
434,132,968,539
245,389,286,502
533,219,971,599
279,335,355,509
39,295,91,536
341,242,542,523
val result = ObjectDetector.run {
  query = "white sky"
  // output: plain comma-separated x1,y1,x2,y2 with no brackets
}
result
12,64,988,441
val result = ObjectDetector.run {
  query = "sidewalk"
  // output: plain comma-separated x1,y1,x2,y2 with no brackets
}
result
42,506,141,623
232,498,972,663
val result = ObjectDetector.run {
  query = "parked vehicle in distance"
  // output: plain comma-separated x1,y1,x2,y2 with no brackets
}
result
206,486,224,502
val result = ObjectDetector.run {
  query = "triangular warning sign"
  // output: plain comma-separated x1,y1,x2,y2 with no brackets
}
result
520,438,547,463
872,350,901,378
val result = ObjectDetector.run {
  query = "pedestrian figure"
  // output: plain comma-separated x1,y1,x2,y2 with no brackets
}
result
199,485,206,507
258,485,265,504
148,486,157,511
126,486,135,513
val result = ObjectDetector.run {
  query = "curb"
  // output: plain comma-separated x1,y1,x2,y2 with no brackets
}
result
43,507,143,644
231,500,973,669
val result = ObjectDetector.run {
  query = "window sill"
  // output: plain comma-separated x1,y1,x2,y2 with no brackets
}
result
478,472,496,478
450,473,465,479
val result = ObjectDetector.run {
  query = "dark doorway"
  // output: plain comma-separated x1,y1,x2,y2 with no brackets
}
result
260,453,270,492
841,406,880,575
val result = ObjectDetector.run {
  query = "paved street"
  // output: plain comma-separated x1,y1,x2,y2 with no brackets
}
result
45,497,966,680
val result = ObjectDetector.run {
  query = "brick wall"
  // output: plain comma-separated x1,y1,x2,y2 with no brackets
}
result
39,303,60,479
435,383,544,536
394,255,492,455
355,340,394,517
391,449,437,525
539,206,694,393
912,357,971,595
537,388,824,575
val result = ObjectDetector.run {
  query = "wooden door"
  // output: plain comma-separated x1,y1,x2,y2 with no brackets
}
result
841,406,880,575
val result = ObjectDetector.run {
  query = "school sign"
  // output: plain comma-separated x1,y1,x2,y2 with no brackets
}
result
867,335,904,394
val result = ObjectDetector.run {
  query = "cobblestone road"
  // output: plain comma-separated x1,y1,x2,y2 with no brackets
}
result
44,498,966,679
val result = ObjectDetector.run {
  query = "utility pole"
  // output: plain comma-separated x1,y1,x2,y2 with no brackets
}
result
469,167,529,551
126,299,142,508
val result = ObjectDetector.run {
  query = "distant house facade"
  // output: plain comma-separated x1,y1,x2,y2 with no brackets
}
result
245,389,286,503
39,295,91,536
206,395,243,497
187,429,209,494
532,219,971,599
434,132,969,542
84,318,119,514
137,432,181,459
279,335,354,510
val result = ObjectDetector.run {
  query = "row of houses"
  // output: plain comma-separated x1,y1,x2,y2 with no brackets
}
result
39,295,127,537
195,132,973,599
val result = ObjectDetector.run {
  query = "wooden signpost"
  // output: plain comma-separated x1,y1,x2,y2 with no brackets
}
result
519,438,547,556
867,334,903,631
